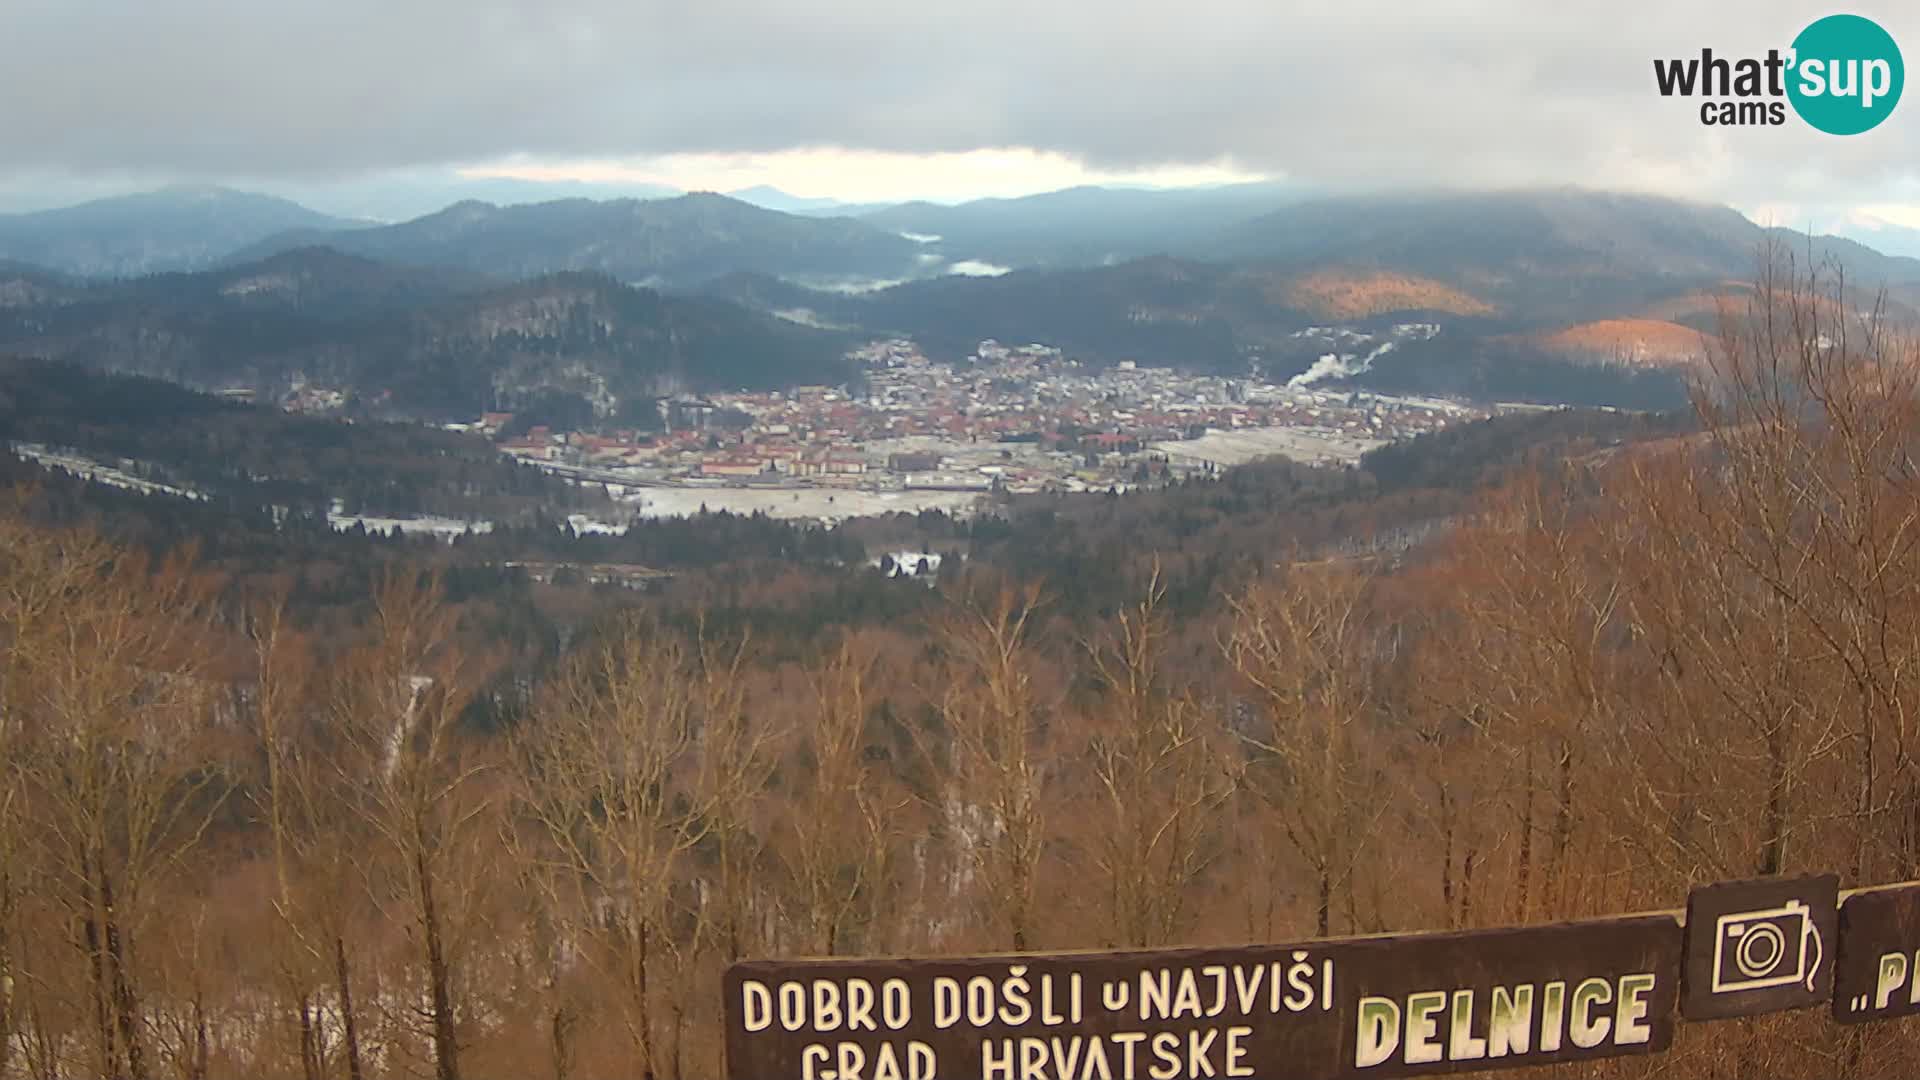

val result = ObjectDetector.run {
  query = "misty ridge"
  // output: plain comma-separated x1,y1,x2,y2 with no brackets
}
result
8,182,1920,417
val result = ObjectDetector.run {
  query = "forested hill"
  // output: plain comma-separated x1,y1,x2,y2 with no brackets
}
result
232,192,928,288
0,185,362,276
1360,405,1698,491
1,370,1692,639
6,187,1917,417
0,358,601,521
0,253,858,415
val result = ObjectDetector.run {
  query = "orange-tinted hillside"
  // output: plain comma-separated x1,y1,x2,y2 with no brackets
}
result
1281,270,1497,320
1539,319,1710,368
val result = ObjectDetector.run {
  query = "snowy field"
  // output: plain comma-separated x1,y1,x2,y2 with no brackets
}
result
1152,426,1388,468
327,513,495,539
10,443,206,500
564,514,629,536
620,486,987,523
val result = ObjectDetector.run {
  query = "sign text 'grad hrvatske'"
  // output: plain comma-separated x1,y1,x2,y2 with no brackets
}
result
725,915,1681,1080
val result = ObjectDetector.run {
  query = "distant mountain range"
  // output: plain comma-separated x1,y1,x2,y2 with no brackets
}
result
11,182,1916,308
0,248,853,418
1208,189,1920,307
1838,219,1920,262
0,184,907,280
6,183,1920,415
278,177,869,223
276,175,686,223
230,193,934,290
725,185,869,215
862,182,1309,268
0,185,364,277
708,188,1920,358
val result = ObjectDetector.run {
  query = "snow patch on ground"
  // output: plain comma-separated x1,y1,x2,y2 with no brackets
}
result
872,551,943,577
620,486,986,524
1152,426,1387,468
9,443,206,500
565,514,628,536
327,512,494,539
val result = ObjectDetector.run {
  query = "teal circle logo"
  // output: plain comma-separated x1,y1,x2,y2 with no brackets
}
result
1787,14,1903,134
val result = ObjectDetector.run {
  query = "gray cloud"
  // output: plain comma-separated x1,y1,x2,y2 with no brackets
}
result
3,0,1917,208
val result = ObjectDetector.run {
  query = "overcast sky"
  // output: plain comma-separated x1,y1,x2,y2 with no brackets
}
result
3,0,1917,231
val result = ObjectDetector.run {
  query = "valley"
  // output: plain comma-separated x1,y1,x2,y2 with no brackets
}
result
474,336,1488,523
7,182,1909,530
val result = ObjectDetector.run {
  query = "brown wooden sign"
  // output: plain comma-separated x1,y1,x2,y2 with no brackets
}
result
1680,874,1837,1021
725,915,1681,1080
1834,882,1920,1024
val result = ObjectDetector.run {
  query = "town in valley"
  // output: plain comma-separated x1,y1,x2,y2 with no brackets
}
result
421,335,1508,524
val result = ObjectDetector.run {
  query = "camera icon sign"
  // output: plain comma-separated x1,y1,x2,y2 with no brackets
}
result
1710,900,1824,995
1682,873,1838,1021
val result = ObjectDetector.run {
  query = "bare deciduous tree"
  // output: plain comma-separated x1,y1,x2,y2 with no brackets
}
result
513,612,705,1080
786,634,901,957
331,573,494,1080
6,534,227,1080
936,583,1051,951
690,622,776,968
1225,562,1388,937
1082,569,1232,947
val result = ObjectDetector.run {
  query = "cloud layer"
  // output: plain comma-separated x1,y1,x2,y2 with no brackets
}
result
4,0,1917,208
